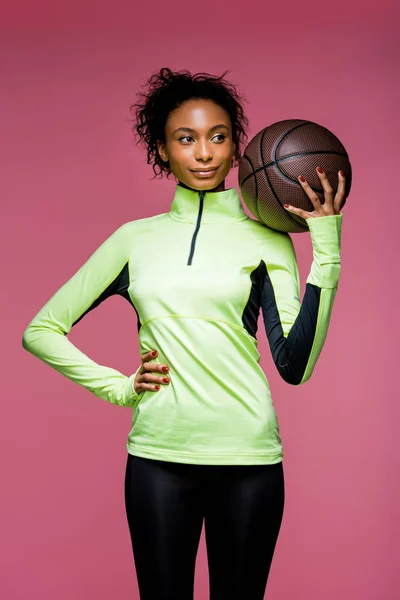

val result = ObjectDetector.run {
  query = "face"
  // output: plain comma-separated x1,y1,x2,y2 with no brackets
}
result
157,98,236,193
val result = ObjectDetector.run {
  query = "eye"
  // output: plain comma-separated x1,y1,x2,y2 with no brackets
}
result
212,134,226,142
178,135,193,143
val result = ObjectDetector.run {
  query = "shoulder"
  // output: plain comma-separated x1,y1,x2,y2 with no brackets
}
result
108,212,168,240
116,212,168,233
244,217,295,255
90,213,168,257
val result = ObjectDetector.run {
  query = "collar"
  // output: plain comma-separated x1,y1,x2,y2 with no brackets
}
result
168,184,248,223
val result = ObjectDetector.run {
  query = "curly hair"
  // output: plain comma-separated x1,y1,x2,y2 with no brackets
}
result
130,67,249,178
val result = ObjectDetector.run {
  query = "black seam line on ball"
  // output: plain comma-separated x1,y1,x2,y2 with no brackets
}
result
273,122,313,158
273,122,347,191
272,124,315,229
272,123,326,228
240,149,348,188
258,128,305,230
242,154,258,213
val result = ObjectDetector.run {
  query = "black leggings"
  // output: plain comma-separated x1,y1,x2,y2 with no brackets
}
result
124,454,285,600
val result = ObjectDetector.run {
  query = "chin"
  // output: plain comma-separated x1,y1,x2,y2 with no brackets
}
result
187,172,230,191
192,182,223,193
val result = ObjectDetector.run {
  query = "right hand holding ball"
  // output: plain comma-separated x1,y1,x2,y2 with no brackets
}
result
284,167,345,220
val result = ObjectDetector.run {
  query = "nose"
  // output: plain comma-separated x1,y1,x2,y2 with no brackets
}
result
195,139,213,162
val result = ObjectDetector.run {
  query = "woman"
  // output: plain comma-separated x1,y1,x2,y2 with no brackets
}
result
22,67,344,599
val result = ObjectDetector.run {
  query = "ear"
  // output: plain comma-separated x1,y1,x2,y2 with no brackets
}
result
157,140,169,163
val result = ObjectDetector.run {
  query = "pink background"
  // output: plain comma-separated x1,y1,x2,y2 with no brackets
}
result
1,1,399,598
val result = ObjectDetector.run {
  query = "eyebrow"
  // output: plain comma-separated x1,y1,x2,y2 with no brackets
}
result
172,124,229,135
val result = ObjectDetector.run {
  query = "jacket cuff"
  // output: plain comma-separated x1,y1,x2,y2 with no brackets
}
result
123,368,145,406
306,214,343,289
307,213,342,258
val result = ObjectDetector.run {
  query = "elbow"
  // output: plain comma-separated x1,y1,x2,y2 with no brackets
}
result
277,364,312,386
22,322,41,353
22,326,33,352
277,364,300,385
281,373,303,386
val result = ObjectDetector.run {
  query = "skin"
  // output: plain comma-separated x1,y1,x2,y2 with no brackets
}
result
287,168,346,220
156,98,236,193
134,99,346,395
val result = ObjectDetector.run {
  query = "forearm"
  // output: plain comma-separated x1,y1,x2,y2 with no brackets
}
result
269,282,338,385
262,214,342,385
22,222,143,407
22,322,141,406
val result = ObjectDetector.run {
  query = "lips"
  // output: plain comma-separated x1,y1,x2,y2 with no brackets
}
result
191,168,218,172
190,167,219,176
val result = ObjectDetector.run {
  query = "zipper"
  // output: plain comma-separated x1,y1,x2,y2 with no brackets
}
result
187,190,205,266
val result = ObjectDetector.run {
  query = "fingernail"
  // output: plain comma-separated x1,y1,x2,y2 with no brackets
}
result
155,386,160,391
162,366,169,373
299,175,306,182
162,378,170,383
317,166,324,173
284,203,289,208
339,170,344,176
152,351,157,356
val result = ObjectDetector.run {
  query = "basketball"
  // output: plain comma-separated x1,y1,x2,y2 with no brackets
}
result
238,119,352,233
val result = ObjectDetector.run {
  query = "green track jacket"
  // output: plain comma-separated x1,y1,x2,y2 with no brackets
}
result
22,184,343,465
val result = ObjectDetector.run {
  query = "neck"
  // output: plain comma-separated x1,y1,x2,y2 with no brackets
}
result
178,180,225,193
168,183,248,224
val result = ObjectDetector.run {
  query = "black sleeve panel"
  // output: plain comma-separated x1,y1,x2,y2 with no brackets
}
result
261,269,321,385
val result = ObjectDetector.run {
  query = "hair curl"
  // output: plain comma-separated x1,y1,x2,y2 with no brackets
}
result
130,67,249,178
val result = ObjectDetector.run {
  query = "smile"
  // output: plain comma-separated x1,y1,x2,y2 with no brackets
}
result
191,168,219,177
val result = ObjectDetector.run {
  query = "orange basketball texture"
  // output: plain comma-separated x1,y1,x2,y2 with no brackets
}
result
238,119,352,233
